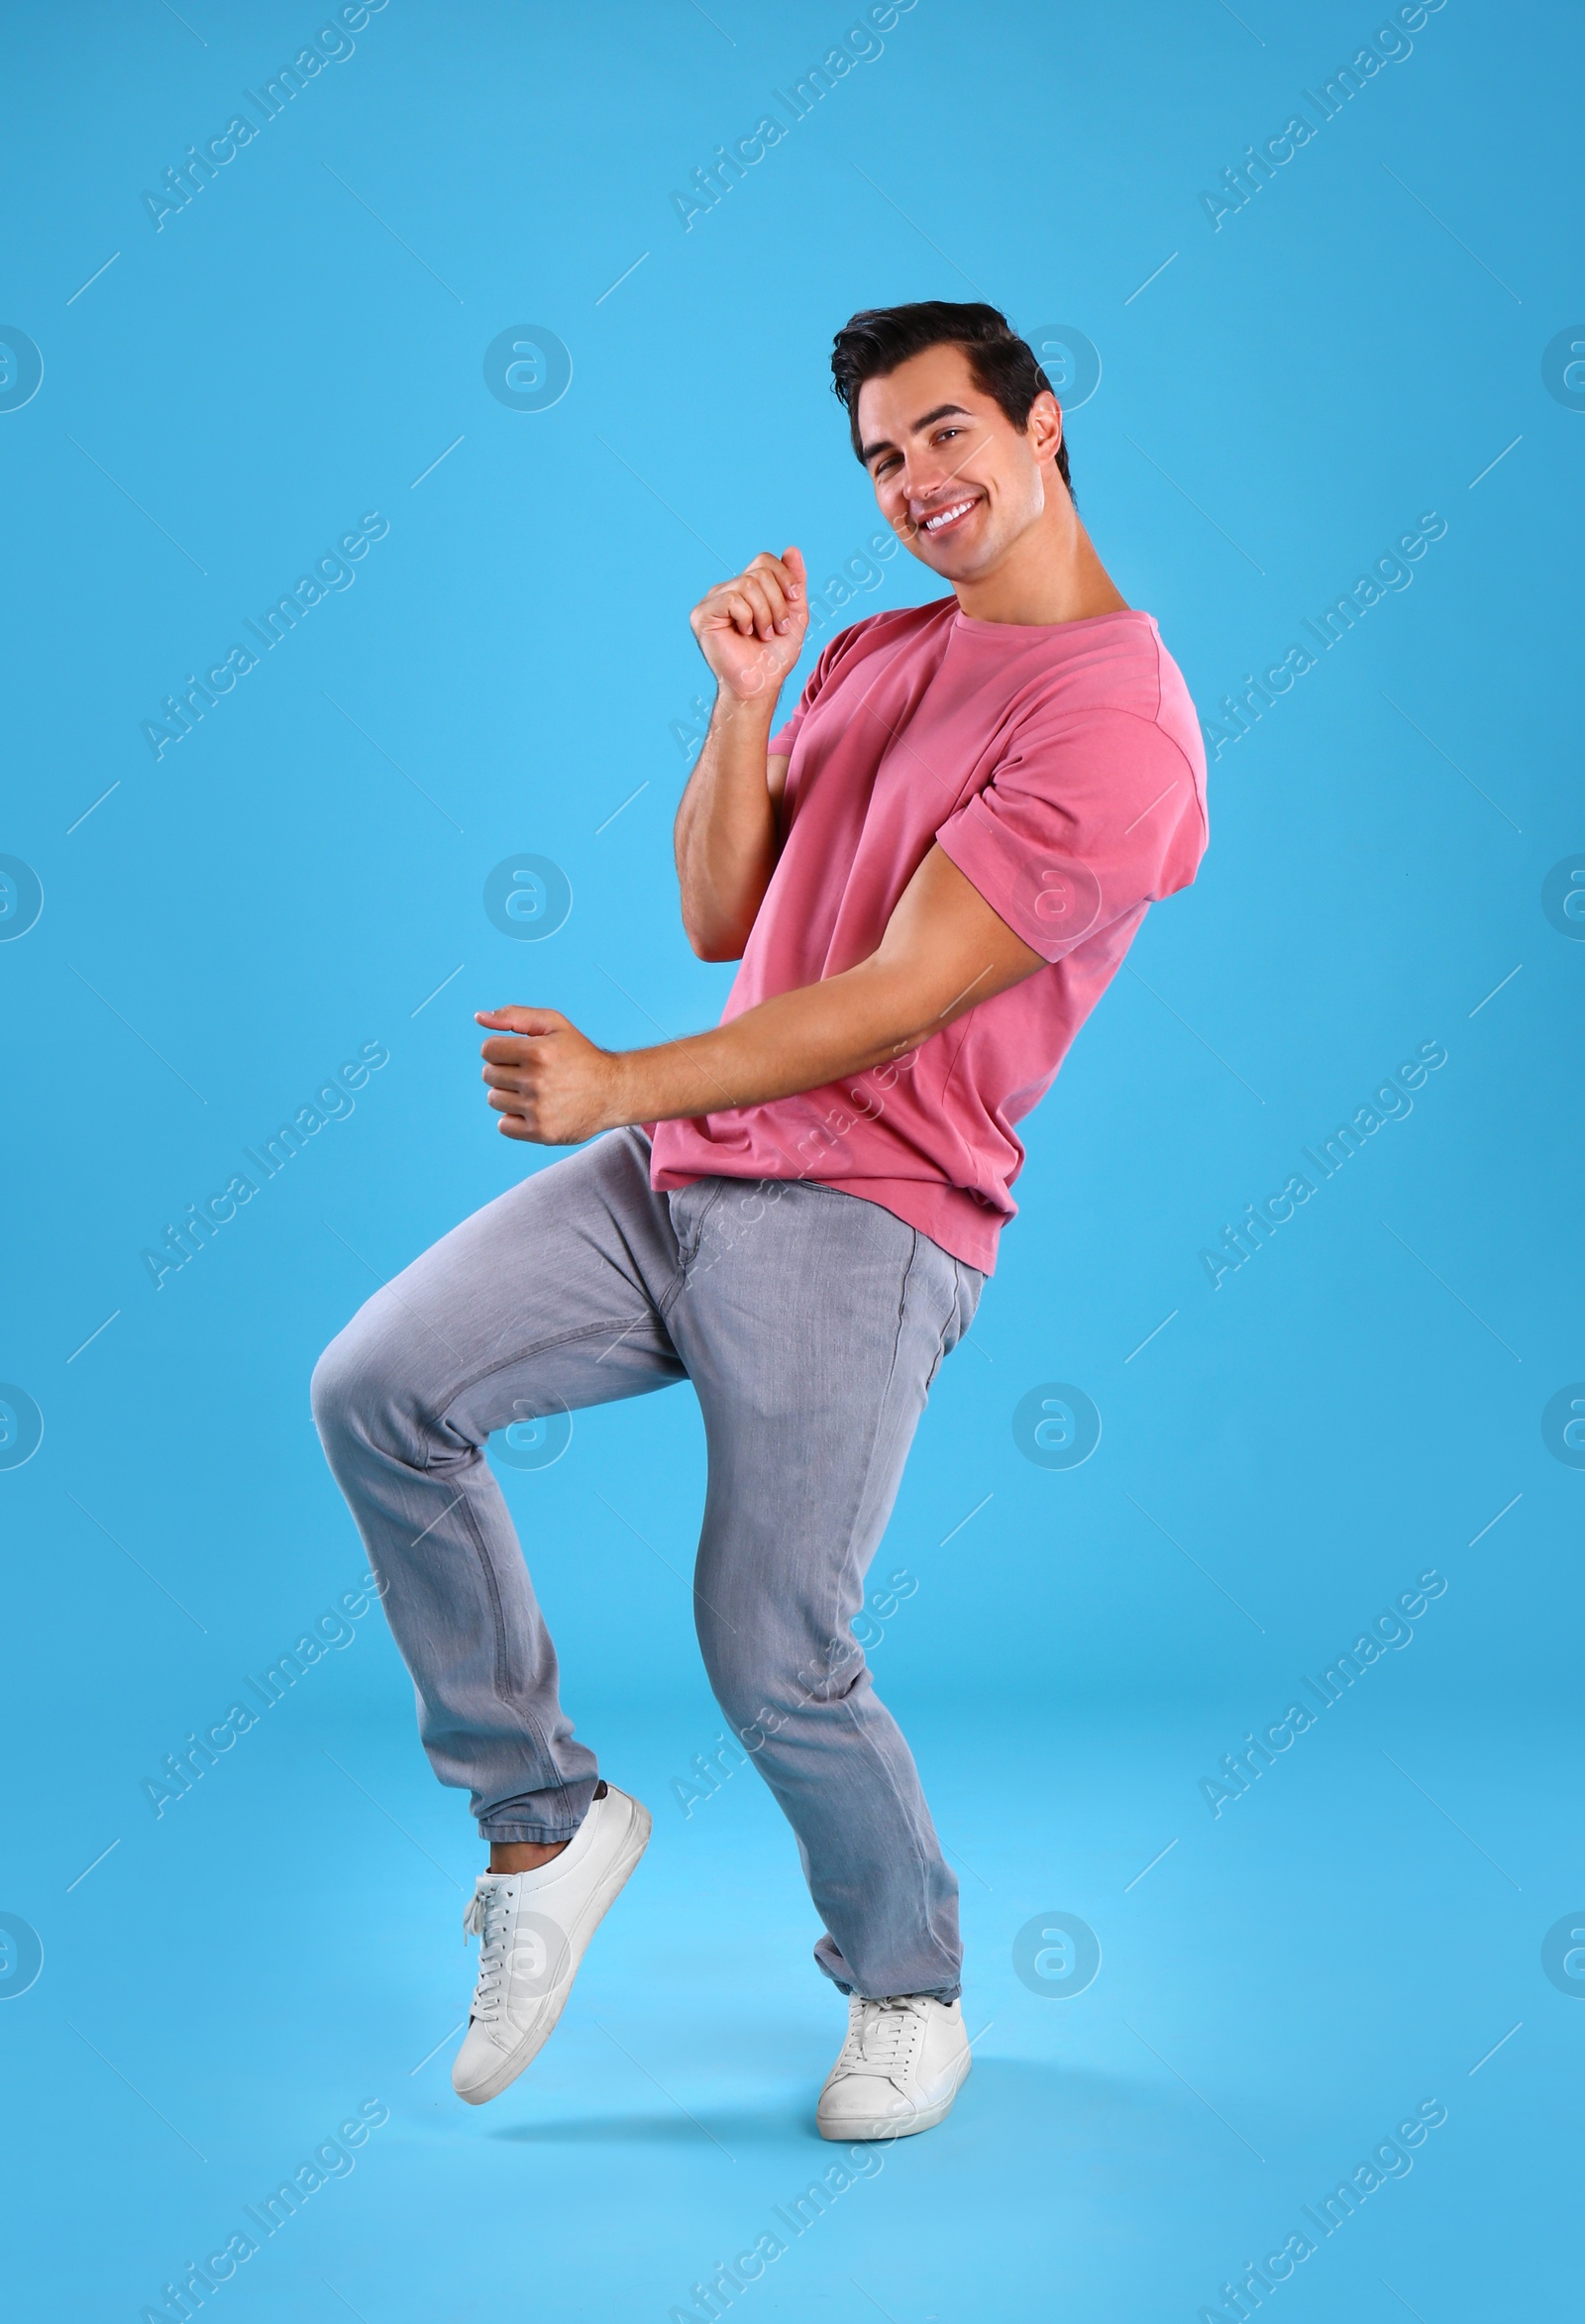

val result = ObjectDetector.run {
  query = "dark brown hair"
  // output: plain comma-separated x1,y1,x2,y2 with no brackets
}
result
830,300,1072,493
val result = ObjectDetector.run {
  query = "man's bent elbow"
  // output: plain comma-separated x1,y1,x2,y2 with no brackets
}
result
683,908,748,963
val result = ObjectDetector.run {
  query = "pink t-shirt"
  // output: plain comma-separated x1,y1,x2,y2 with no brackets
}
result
649,597,1209,1274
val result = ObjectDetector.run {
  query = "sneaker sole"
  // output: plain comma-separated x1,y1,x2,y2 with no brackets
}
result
815,2042,971,2143
456,1795,653,2106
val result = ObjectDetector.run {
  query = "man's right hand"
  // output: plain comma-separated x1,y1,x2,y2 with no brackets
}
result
689,547,808,706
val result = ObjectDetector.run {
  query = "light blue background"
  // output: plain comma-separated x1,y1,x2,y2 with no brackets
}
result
2,2,1580,2317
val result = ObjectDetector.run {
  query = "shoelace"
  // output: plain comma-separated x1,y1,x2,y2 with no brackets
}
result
462,1879,513,2024
835,1995,929,2080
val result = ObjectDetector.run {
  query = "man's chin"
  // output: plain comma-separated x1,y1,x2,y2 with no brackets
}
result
904,537,997,586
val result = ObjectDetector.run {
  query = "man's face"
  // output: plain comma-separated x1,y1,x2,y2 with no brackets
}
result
856,343,1059,582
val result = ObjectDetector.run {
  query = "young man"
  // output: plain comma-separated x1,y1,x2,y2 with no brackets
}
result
312,300,1207,2140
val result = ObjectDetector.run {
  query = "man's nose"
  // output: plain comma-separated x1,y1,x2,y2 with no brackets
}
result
903,463,950,508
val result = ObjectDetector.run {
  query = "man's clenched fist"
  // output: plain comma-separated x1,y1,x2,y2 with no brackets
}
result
689,546,808,705
476,1006,621,1146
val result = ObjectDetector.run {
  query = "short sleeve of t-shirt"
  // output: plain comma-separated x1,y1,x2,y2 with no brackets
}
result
933,704,1204,963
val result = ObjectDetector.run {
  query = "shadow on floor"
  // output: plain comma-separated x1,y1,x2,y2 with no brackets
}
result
490,2099,815,2148
487,2056,1136,2151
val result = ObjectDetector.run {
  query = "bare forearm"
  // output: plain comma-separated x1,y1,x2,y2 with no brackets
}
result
673,693,780,961
604,959,938,1128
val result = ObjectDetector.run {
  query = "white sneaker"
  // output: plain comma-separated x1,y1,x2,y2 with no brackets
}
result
815,1992,971,2142
451,1780,651,2106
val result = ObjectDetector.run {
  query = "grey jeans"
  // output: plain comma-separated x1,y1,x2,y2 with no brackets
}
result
310,1127,982,2001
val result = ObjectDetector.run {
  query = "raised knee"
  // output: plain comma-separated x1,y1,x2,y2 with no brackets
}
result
309,1324,360,1445
310,1305,401,1451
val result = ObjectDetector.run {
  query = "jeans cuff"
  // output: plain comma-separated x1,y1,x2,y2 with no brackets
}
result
821,1965,963,2005
478,1773,600,1846
477,1820,581,1844
841,1982,963,2004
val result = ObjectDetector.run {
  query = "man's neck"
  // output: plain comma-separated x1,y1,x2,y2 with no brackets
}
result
951,492,1128,627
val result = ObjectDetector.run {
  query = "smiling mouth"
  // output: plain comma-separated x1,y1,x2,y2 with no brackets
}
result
916,493,982,538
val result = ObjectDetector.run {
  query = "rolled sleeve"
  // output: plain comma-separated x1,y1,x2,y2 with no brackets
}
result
934,707,1205,963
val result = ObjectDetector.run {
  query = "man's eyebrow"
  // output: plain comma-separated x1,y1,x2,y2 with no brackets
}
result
860,402,975,464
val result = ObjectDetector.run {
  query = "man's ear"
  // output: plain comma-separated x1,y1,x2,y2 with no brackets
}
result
1026,387,1064,470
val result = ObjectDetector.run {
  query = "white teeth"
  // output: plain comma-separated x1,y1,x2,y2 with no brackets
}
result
923,498,975,532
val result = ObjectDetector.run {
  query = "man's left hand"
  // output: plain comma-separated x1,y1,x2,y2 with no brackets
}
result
476,1007,622,1145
